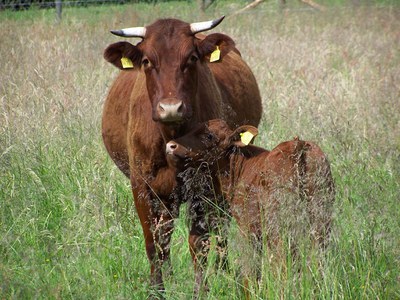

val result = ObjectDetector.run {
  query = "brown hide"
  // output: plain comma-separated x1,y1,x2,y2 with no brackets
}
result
102,21,261,179
101,71,133,178
167,120,335,240
166,119,335,275
227,138,335,247
102,18,262,295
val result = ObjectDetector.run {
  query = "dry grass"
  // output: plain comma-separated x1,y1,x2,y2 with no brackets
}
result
1,2,399,299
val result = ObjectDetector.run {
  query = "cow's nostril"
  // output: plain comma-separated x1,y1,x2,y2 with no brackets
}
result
166,142,178,154
177,102,184,113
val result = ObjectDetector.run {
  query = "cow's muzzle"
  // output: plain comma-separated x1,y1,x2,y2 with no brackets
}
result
166,141,188,158
166,141,178,155
157,98,186,123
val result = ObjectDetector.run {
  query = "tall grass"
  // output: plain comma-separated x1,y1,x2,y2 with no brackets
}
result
1,1,399,299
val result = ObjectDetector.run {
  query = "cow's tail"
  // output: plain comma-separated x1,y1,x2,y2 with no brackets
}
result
293,136,308,203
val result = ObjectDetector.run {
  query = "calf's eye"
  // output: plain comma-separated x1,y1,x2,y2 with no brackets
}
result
205,133,214,141
190,55,198,63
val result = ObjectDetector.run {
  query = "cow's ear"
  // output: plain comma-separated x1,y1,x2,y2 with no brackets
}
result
197,33,238,61
104,41,143,70
229,125,259,147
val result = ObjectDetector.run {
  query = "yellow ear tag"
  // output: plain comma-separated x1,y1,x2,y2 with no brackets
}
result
121,57,134,69
210,46,221,63
240,131,255,145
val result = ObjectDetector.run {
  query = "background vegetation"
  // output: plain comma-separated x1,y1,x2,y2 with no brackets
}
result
1,0,399,298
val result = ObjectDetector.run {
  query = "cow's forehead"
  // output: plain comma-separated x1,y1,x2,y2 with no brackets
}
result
144,36,194,57
206,120,232,141
207,119,230,133
146,18,192,37
140,20,195,60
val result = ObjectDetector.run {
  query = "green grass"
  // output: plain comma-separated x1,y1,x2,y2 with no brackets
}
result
1,1,399,299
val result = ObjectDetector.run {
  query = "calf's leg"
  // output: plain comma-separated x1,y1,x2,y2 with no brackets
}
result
189,218,211,299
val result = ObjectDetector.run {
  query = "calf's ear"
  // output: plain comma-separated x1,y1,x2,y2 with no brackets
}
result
229,125,259,147
104,41,143,70
197,33,238,61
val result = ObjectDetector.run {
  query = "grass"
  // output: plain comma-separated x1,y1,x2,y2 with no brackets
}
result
1,1,399,299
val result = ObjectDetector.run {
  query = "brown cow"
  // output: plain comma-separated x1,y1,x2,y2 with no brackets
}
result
102,17,262,297
166,119,335,287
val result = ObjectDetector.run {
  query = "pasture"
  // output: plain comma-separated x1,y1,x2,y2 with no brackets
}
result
1,1,399,298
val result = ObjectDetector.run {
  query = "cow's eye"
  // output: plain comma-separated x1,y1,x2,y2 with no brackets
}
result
182,54,199,72
205,133,214,141
142,58,151,68
189,55,198,63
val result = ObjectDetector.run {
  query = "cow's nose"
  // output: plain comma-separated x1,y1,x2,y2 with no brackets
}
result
157,98,185,122
166,141,178,155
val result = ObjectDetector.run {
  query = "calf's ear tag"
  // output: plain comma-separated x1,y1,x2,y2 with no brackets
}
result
240,131,255,145
210,46,221,63
121,57,134,69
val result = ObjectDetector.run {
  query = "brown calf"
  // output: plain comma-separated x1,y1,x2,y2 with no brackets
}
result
166,119,335,286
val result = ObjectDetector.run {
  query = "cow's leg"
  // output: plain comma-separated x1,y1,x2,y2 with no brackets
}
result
237,231,264,300
189,227,210,299
215,233,229,270
188,203,212,300
151,199,176,279
188,195,230,298
213,211,230,271
132,187,176,299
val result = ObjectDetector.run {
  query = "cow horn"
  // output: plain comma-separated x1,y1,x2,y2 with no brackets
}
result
190,16,225,34
110,27,146,38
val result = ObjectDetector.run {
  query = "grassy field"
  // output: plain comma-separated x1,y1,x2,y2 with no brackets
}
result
1,1,399,299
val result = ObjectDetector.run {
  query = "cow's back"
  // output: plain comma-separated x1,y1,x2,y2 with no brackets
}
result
208,51,262,128
229,140,334,247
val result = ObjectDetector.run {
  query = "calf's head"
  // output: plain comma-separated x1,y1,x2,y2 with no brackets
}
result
104,17,236,126
166,119,258,168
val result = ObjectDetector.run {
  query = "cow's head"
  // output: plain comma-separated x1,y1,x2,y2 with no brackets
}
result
166,119,258,168
104,17,236,126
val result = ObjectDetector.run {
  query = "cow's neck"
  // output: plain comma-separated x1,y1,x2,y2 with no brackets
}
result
193,63,225,123
226,146,270,199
